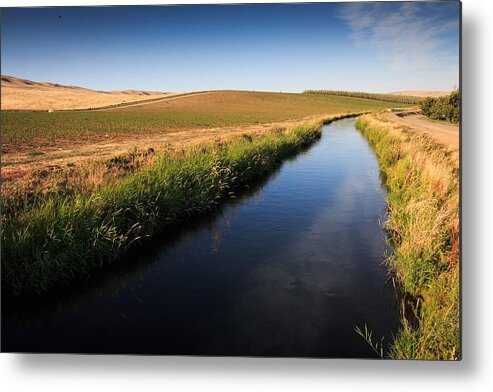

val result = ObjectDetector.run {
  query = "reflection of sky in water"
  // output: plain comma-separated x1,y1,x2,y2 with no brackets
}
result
3,118,399,357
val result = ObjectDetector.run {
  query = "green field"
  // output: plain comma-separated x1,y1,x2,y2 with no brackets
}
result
2,91,410,146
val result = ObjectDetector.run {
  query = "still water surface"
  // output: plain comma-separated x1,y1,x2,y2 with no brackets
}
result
2,118,399,357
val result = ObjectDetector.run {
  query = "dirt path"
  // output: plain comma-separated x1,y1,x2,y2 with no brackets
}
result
382,111,459,150
99,91,217,111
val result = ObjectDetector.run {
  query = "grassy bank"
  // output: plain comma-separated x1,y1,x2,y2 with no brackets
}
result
356,114,459,360
2,115,357,295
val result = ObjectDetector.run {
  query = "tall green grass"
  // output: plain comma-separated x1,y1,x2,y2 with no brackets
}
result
2,123,323,295
356,114,459,360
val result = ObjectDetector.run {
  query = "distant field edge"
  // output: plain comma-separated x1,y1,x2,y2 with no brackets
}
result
304,90,423,105
356,113,460,360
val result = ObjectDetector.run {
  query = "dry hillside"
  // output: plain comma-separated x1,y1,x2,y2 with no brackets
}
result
1,75,170,110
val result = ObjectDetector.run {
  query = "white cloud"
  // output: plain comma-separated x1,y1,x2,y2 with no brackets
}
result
338,2,459,73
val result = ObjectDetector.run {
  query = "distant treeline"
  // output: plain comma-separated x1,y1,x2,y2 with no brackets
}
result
303,90,423,104
420,90,460,123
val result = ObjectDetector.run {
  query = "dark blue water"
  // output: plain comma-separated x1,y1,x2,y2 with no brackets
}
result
2,118,399,357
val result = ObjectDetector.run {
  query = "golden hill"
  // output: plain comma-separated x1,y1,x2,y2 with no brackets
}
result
1,75,170,111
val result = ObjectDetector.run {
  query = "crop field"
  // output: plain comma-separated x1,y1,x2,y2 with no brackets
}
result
2,91,410,152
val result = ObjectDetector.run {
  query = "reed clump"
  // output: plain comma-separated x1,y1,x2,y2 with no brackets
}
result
356,113,459,360
2,120,328,295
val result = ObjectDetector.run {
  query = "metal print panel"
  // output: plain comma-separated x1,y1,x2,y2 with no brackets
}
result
1,1,461,359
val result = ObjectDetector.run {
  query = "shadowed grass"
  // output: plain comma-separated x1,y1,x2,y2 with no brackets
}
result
356,113,459,360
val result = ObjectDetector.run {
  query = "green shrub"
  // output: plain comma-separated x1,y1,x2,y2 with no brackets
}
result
420,90,460,123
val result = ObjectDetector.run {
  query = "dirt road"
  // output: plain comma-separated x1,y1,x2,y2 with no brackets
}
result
382,111,459,150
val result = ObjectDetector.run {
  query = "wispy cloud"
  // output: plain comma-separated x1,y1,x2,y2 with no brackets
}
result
338,2,459,73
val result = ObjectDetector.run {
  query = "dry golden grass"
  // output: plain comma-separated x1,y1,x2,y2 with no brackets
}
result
381,110,459,151
1,75,170,110
357,113,459,360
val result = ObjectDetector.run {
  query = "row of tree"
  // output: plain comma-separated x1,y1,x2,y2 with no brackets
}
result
420,90,460,123
303,90,423,104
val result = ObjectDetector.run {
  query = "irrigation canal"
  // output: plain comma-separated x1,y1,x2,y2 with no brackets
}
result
2,118,400,357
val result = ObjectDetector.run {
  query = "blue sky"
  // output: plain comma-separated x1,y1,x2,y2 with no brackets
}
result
1,2,460,92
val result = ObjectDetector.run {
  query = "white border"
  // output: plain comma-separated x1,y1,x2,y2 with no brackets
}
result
2,0,493,391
